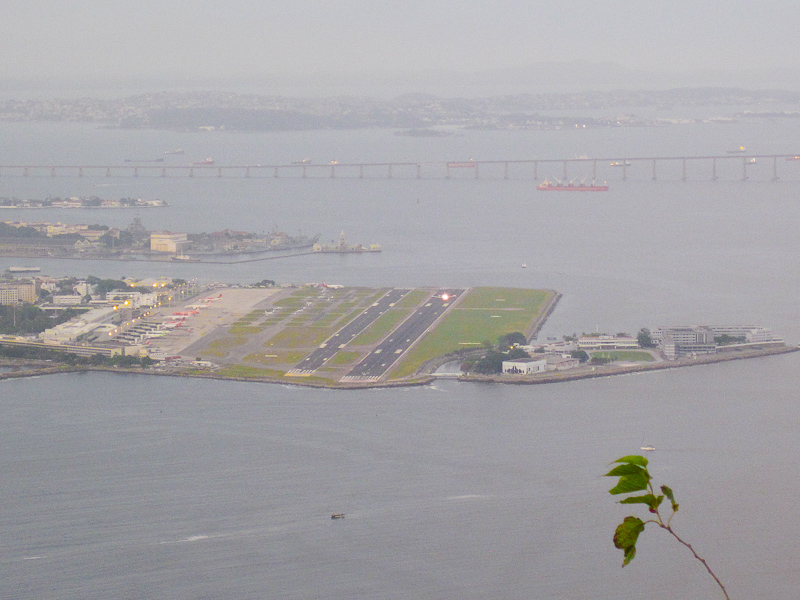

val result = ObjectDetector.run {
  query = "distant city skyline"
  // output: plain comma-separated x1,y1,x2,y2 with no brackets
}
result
3,1,800,94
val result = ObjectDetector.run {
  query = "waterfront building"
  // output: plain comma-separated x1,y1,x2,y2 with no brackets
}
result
150,232,189,253
545,355,580,371
708,325,777,343
655,326,717,359
502,358,547,374
653,325,782,359
577,335,639,350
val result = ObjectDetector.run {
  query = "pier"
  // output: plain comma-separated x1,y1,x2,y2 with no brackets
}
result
2,154,799,181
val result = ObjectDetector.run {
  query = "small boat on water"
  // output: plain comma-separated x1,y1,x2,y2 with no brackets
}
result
640,445,656,452
164,149,184,155
171,253,200,262
786,156,800,161
8,266,41,273
609,161,631,167
193,157,214,165
537,179,609,192
331,513,345,519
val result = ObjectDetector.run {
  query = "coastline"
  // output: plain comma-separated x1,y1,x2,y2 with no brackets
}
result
0,250,315,264
2,344,795,389
456,344,799,385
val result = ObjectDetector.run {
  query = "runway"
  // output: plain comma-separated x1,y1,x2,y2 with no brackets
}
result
286,288,410,375
343,289,465,381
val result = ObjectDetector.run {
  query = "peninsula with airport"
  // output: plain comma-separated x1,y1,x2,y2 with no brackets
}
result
0,273,794,389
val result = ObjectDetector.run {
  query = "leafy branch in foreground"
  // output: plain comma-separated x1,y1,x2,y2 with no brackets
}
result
605,455,730,600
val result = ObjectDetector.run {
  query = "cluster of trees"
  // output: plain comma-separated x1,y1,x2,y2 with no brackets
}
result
0,343,155,367
461,332,529,374
637,328,655,347
0,222,43,238
85,275,139,296
0,305,87,335
251,279,276,288
97,230,134,248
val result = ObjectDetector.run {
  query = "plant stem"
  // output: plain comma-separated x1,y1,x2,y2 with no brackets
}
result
660,524,730,600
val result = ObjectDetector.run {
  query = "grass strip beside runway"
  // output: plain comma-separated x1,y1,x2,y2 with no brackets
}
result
390,288,554,378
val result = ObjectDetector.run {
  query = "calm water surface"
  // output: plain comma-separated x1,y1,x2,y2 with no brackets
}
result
1,118,799,599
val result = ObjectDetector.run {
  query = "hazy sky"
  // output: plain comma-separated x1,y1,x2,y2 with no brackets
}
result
2,0,798,83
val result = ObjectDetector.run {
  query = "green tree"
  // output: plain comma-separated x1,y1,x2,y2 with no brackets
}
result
498,331,527,347
506,347,529,360
472,350,506,374
637,328,654,348
570,350,589,362
605,455,729,599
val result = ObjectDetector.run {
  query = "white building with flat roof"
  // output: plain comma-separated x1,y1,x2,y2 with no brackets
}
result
578,335,639,350
502,358,547,375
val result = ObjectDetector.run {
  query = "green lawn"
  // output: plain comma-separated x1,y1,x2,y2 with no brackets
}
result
350,308,412,346
330,350,359,365
589,350,655,362
390,287,554,378
266,327,332,348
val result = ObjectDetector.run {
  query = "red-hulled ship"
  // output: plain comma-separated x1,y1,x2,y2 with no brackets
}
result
537,179,609,192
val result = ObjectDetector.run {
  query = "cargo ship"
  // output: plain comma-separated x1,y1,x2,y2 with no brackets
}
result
537,179,609,192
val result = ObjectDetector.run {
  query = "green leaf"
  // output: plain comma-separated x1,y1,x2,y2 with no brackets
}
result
661,485,679,511
619,493,663,513
608,470,650,495
605,463,645,477
613,516,646,566
624,545,636,565
619,493,658,506
612,455,649,468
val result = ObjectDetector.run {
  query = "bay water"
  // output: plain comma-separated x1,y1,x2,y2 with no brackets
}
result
1,114,800,599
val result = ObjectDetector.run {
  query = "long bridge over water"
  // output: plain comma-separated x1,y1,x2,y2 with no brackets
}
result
2,154,800,181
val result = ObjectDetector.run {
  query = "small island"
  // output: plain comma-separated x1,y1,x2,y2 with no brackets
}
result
0,196,166,209
0,218,321,261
